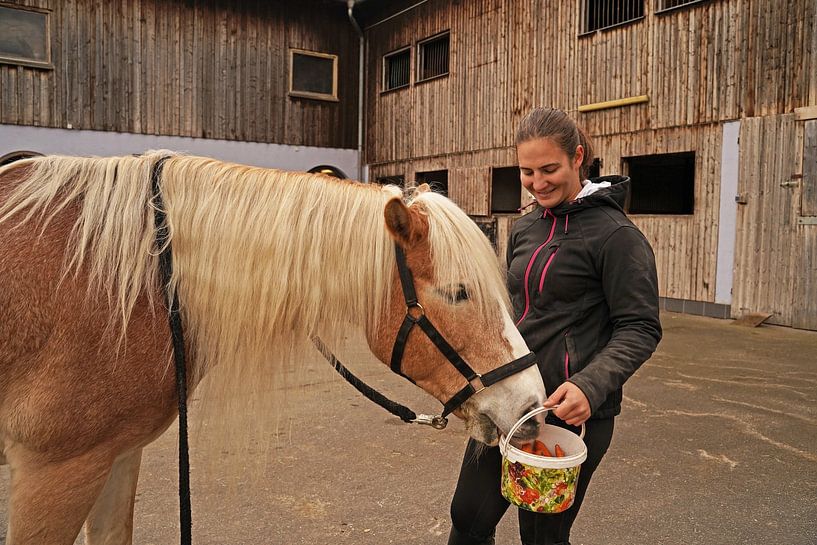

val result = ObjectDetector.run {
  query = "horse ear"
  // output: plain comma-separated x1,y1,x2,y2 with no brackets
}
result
415,183,431,194
384,197,421,246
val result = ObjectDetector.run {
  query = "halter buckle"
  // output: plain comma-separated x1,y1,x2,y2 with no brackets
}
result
406,302,425,322
413,413,448,429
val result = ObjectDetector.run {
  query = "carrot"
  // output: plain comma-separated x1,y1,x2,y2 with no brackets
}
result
533,440,552,457
520,443,535,454
554,444,565,457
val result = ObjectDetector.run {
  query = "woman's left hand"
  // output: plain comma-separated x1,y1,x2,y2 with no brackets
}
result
543,382,591,426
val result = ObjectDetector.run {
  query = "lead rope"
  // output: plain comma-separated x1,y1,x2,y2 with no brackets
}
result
151,156,193,545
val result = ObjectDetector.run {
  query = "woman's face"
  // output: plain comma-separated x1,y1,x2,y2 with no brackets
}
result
517,137,584,209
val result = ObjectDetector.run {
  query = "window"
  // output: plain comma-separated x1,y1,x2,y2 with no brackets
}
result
375,175,405,188
415,169,448,196
417,32,449,82
491,167,522,214
383,47,410,92
581,0,644,34
623,152,695,215
656,0,709,13
308,165,347,179
0,4,51,68
586,158,602,179
0,150,42,166
289,49,338,102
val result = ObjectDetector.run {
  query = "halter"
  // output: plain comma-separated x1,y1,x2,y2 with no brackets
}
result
389,244,538,422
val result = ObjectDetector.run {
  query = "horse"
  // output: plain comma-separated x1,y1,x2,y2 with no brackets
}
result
0,151,546,545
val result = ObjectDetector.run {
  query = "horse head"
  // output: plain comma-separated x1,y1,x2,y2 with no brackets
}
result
366,194,547,446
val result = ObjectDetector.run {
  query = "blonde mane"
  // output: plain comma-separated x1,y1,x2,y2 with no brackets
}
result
0,151,509,465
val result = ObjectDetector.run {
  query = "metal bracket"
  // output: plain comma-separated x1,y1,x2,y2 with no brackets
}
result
797,217,817,225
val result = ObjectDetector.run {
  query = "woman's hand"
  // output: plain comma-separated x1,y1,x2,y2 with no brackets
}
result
544,382,591,426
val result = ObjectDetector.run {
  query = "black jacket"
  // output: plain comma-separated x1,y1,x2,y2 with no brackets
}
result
506,176,662,419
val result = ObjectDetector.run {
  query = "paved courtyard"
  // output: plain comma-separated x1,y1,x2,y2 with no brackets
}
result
1,312,815,544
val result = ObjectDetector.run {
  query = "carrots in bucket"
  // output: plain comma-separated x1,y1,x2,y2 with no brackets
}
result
519,441,566,457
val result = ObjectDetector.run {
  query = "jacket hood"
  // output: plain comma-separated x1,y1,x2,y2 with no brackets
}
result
548,175,630,217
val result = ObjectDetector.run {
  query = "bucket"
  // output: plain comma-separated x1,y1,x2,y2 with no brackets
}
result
499,406,587,513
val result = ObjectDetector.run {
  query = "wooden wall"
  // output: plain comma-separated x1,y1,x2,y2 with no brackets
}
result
0,0,359,148
364,0,817,325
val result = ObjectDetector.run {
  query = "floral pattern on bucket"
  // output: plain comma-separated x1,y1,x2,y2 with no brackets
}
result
501,457,580,513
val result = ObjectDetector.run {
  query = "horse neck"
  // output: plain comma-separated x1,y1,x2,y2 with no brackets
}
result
162,162,395,354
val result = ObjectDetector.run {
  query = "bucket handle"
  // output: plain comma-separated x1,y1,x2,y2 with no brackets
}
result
500,405,585,454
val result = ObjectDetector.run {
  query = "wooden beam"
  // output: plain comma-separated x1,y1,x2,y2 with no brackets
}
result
578,95,650,113
794,106,817,121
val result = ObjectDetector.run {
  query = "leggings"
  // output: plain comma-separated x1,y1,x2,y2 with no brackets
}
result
448,416,615,545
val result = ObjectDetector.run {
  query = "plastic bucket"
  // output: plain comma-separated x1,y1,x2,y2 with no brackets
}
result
499,406,587,513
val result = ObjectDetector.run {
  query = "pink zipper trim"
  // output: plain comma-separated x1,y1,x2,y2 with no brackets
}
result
537,248,559,293
564,350,570,378
564,213,569,234
515,210,556,326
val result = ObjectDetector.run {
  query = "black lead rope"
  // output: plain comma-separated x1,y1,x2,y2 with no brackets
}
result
151,156,193,545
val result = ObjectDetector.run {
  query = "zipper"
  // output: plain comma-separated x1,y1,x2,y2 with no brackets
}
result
515,210,556,326
537,246,559,293
564,331,576,379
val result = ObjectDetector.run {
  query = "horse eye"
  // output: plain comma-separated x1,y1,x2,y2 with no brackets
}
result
453,284,469,303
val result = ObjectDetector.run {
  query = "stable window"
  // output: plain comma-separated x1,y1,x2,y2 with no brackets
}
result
417,32,449,82
656,0,710,13
581,0,644,34
491,167,522,213
624,152,695,215
0,4,51,68
587,157,602,179
289,49,338,102
416,169,448,196
308,165,347,179
383,47,410,92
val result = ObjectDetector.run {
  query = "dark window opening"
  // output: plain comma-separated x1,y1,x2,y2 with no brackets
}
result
289,49,337,101
417,32,449,82
473,217,497,249
624,152,695,215
583,0,644,33
383,48,410,91
657,0,708,12
308,165,347,179
375,175,405,188
0,5,51,68
491,166,522,213
416,169,448,196
587,157,602,179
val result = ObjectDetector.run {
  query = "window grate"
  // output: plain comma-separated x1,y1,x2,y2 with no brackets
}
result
583,0,644,33
383,48,410,91
418,33,449,82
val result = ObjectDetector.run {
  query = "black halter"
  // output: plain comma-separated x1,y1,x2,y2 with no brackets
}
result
389,245,538,419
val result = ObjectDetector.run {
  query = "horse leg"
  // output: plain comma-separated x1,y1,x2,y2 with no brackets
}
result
83,448,143,545
4,445,113,545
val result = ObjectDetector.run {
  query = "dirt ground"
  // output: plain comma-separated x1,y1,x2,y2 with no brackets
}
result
1,311,816,545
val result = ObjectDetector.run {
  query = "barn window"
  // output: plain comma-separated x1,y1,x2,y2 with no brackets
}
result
376,174,406,188
586,157,602,179
0,4,51,68
417,32,449,82
623,152,695,215
656,0,710,13
383,47,410,92
581,0,645,34
289,49,338,102
416,169,448,196
491,167,522,214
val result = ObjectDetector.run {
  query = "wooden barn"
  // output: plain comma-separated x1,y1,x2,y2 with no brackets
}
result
360,0,817,331
0,0,362,176
1,0,815,330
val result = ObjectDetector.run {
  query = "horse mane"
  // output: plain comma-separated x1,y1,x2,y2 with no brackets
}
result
0,151,508,466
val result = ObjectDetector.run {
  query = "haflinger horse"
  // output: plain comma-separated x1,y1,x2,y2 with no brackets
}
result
0,151,545,544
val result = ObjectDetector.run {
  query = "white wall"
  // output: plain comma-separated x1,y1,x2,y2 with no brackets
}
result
715,121,740,305
0,124,360,179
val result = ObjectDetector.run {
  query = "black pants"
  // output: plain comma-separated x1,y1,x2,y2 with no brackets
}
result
448,416,615,545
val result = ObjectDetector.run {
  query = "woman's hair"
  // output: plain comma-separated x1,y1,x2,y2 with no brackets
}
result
515,107,596,179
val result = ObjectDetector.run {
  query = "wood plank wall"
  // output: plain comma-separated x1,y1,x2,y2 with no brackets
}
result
0,0,359,148
365,0,816,315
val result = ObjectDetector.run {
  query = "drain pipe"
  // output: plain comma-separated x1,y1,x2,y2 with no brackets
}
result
347,0,365,181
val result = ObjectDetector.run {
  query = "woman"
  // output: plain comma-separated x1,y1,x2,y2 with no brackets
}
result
447,108,662,545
